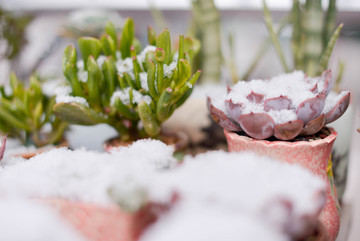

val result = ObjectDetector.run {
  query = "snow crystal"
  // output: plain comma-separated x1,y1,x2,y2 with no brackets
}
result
0,140,176,205
111,87,151,106
77,69,88,83
136,45,156,63
140,201,288,241
322,90,350,115
185,82,192,88
148,151,325,217
116,57,133,77
140,72,149,91
56,95,89,107
268,109,298,125
42,79,71,97
163,61,177,78
96,55,107,68
0,198,85,241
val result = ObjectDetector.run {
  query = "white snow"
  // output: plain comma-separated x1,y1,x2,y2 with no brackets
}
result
77,69,88,83
0,198,85,241
136,45,156,64
0,140,176,205
163,61,177,78
96,55,107,68
42,79,71,97
111,87,152,106
0,139,326,240
56,95,89,107
116,57,134,77
138,151,325,240
214,71,346,125
322,90,350,115
140,72,149,91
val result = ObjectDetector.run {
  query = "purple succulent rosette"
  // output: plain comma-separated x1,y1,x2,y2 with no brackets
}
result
208,70,350,140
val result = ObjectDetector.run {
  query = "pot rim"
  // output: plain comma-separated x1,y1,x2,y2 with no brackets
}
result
224,127,337,148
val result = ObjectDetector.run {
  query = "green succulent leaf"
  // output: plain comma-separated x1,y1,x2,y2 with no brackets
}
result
138,100,160,137
63,45,83,97
177,59,192,88
156,28,172,65
120,18,135,59
87,56,103,109
101,34,116,58
114,98,138,120
147,26,157,46
54,102,107,125
156,88,173,122
105,21,118,49
78,37,102,69
102,56,117,99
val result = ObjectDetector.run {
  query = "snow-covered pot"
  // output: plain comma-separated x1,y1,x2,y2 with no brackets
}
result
207,71,351,241
224,127,339,241
103,131,189,153
10,140,69,159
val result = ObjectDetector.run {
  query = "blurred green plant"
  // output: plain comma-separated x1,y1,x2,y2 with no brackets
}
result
54,19,201,142
0,73,68,147
192,0,222,83
243,0,343,80
0,7,32,60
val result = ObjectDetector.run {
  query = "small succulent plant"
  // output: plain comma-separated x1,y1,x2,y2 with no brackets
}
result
208,70,350,140
54,18,201,142
0,73,68,147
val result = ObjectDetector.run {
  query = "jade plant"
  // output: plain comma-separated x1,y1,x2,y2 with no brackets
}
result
54,18,201,142
208,70,350,140
0,73,68,147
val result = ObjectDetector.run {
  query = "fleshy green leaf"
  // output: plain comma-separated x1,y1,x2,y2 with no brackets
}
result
120,18,135,59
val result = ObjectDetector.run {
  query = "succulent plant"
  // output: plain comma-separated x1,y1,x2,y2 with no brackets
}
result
54,18,201,142
208,70,350,140
0,73,68,147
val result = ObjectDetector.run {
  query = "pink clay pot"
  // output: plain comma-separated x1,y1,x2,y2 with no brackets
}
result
40,199,162,241
224,128,339,241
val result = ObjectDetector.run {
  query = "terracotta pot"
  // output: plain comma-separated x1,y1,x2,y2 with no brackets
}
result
12,140,69,159
103,131,189,153
40,198,173,241
224,128,339,241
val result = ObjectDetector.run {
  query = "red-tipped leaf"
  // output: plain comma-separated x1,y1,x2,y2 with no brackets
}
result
296,95,325,124
207,97,242,132
274,120,303,140
264,96,292,111
324,91,351,124
246,91,264,103
225,99,243,123
300,114,325,136
238,112,275,139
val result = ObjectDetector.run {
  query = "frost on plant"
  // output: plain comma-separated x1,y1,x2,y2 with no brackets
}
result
55,19,201,141
208,70,350,140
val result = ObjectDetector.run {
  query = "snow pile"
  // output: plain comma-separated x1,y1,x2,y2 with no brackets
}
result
0,198,85,241
0,140,176,205
110,87,152,106
0,139,325,240
55,95,89,107
136,151,326,240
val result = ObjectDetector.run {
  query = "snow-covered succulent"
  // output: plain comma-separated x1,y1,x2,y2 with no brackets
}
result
208,70,350,140
54,18,201,141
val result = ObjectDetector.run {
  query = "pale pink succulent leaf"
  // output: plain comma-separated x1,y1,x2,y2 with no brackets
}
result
238,112,275,139
324,91,351,124
0,135,7,161
264,96,292,111
296,95,326,124
318,70,332,96
225,99,243,122
274,120,304,140
310,83,318,94
207,97,242,132
227,85,232,93
246,91,264,103
300,114,325,136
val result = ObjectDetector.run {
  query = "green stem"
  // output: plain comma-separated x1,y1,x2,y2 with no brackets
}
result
263,0,289,73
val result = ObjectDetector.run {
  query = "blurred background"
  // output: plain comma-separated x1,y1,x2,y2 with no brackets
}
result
0,0,359,240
